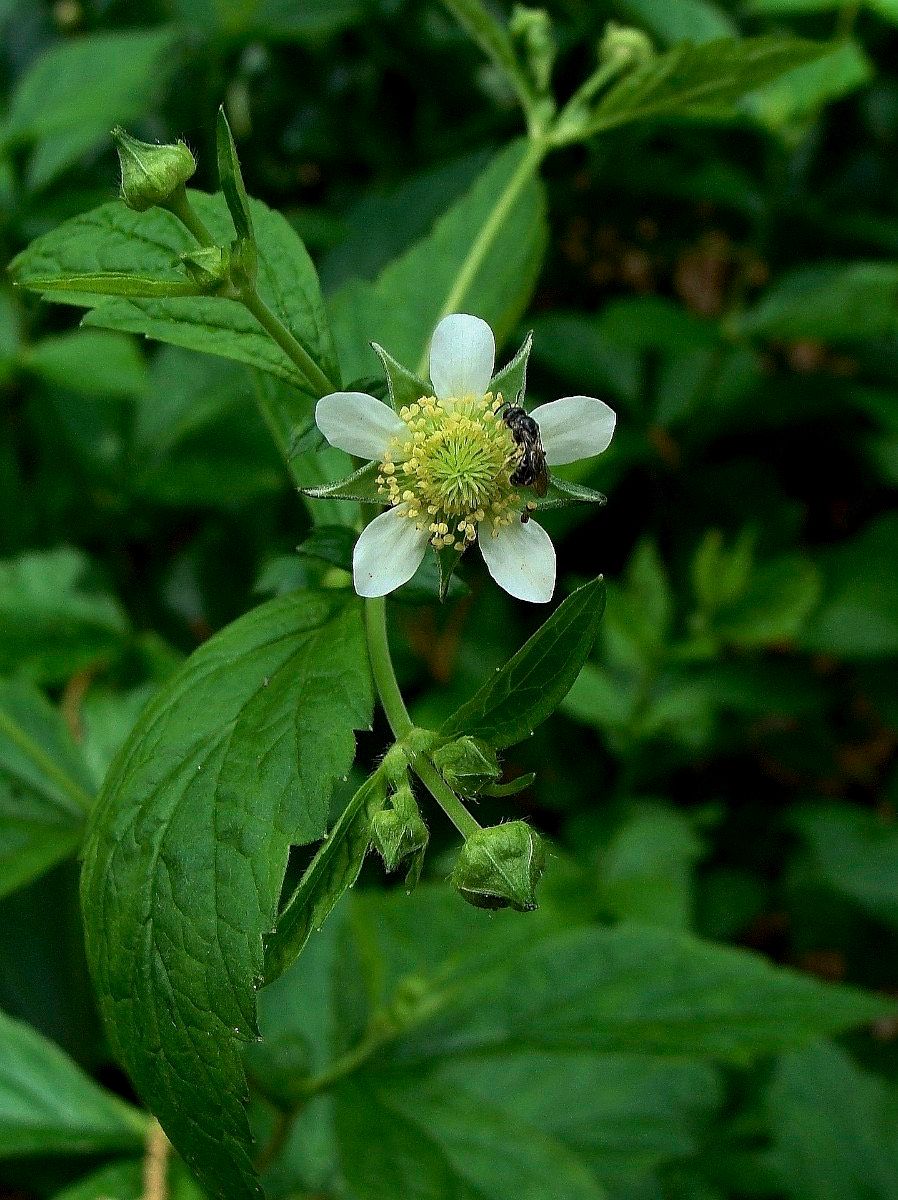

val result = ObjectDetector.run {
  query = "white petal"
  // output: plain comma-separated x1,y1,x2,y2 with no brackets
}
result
315,392,407,459
353,509,429,597
429,314,495,402
529,395,617,466
479,519,556,604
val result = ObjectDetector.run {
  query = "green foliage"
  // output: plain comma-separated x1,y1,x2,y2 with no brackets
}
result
0,1008,145,1156
80,593,372,1200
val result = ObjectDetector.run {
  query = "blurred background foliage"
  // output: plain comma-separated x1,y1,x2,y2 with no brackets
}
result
2,0,898,1198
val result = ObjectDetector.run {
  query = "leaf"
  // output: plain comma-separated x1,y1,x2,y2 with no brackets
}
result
0,547,129,685
617,0,737,45
490,331,533,404
264,770,386,984
709,555,821,647
441,576,607,749
533,475,608,512
793,803,898,929
802,515,898,658
0,681,93,899
565,37,830,140
173,0,362,41
334,1073,607,1200
12,191,338,391
732,262,898,341
768,1041,898,1200
439,0,539,116
744,40,872,132
24,330,148,400
394,922,894,1065
0,1007,145,1156
329,140,547,381
80,591,373,1200
51,1155,205,1200
0,28,179,189
300,460,383,503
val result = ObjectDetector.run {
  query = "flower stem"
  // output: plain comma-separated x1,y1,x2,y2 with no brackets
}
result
162,186,337,398
364,597,481,839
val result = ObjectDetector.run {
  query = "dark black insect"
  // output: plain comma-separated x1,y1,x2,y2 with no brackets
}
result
502,405,549,504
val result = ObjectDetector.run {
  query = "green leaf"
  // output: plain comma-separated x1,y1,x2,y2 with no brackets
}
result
794,803,898,929
732,263,898,341
264,770,386,984
0,1007,145,1157
768,1041,898,1200
24,330,148,400
744,40,872,132
330,140,547,381
80,591,373,1200
617,0,737,45
12,191,338,391
709,555,821,648
216,106,254,243
335,1073,607,1200
0,548,129,685
0,28,180,190
370,342,429,411
562,37,830,141
297,524,358,571
802,515,898,658
0,681,93,899
52,1156,205,1200
173,0,362,41
442,576,607,748
439,0,540,118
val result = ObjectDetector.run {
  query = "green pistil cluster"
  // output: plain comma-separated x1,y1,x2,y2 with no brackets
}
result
377,392,523,549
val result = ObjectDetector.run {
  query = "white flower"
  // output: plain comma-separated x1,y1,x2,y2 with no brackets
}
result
315,313,616,603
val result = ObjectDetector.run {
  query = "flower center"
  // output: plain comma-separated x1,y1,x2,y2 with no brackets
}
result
377,393,523,549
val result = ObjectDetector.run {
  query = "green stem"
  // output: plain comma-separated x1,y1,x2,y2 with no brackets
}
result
417,138,547,376
300,1018,393,1100
364,597,414,740
238,284,336,398
163,186,337,398
163,185,215,247
550,55,630,146
364,598,481,839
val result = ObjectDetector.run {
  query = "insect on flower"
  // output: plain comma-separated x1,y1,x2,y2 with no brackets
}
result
313,313,616,603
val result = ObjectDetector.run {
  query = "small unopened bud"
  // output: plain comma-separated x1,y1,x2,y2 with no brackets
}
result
180,245,230,290
451,821,546,912
432,736,500,798
510,6,556,95
372,785,428,885
599,22,654,71
112,127,196,213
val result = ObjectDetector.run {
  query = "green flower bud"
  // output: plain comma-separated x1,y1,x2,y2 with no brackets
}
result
510,5,556,95
372,785,429,885
451,821,546,912
179,245,230,290
432,736,500,798
112,127,196,213
599,22,654,71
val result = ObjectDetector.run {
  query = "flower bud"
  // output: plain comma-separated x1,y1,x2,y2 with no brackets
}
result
432,736,500,798
599,22,654,71
179,245,230,290
112,127,196,213
451,821,546,912
510,6,556,95
372,785,428,885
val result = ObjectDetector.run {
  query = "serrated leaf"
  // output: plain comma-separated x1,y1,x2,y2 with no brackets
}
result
0,29,179,190
442,576,607,748
0,681,93,899
0,1007,145,1157
12,191,338,391
80,591,372,1200
264,770,386,984
330,140,547,381
0,547,129,685
564,36,829,140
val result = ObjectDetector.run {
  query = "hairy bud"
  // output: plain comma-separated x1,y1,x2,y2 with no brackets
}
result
372,785,428,885
112,127,196,212
451,821,546,912
599,22,654,71
432,735,500,797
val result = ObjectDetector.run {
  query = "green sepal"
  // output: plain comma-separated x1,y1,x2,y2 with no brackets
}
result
532,474,608,512
111,126,196,213
14,272,207,299
371,343,430,412
372,785,429,886
432,735,501,798
490,330,533,405
481,771,536,798
300,460,383,504
216,106,254,244
179,244,231,290
451,821,546,912
435,542,467,602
